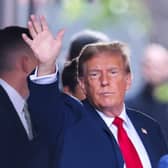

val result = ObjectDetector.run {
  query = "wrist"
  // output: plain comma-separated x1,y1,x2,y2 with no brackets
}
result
37,62,56,76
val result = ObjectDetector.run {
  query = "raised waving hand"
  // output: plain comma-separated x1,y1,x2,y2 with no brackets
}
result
22,15,65,75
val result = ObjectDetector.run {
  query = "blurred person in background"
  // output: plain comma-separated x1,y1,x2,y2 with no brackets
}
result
62,59,85,100
62,29,110,100
66,29,110,61
126,43,168,145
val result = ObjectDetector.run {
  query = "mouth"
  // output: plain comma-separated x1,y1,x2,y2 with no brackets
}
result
99,92,115,96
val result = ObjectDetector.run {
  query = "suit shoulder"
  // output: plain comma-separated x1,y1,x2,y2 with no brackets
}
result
61,93,85,123
126,107,158,124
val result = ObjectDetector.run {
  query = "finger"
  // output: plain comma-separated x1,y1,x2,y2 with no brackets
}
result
40,15,49,31
28,21,37,38
30,14,42,33
54,29,65,52
55,28,65,41
22,33,33,47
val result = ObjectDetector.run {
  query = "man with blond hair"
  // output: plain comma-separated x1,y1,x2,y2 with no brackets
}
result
24,15,168,168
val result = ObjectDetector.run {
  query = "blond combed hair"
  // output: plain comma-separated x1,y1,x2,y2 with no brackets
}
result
76,41,131,78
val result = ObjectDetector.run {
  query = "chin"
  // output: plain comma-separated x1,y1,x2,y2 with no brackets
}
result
100,103,114,109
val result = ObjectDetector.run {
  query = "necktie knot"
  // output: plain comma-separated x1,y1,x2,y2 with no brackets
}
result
113,117,123,128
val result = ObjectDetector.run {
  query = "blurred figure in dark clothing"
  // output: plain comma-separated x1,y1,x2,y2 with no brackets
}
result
126,43,168,145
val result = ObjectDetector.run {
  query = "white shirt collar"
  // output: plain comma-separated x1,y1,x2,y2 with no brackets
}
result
97,104,130,128
0,78,25,113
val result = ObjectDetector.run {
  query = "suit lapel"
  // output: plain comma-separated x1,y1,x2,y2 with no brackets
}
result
0,85,30,141
82,99,124,168
126,108,156,167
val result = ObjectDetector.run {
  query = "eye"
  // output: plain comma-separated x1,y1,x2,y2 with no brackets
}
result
88,71,100,78
109,69,120,76
111,70,118,74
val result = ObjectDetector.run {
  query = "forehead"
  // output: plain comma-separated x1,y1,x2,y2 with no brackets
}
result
81,53,126,74
84,51,124,65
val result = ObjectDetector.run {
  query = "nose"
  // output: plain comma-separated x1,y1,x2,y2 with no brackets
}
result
100,73,109,86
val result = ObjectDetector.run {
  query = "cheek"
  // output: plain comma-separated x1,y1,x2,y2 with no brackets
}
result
87,79,100,90
113,78,128,94
85,81,98,97
118,75,131,89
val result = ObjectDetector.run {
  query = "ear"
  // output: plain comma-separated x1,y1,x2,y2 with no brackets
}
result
14,55,28,74
21,56,30,74
126,73,132,91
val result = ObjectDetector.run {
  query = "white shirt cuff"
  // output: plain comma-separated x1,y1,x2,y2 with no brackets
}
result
30,65,58,85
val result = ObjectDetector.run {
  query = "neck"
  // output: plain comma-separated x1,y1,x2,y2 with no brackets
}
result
0,71,29,99
99,104,124,117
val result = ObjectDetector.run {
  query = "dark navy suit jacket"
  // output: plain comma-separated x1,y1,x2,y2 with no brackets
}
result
0,85,53,168
28,80,168,168
58,99,168,168
28,81,84,167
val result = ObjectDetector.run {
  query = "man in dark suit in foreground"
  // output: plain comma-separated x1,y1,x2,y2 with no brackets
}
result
0,26,53,168
24,15,168,168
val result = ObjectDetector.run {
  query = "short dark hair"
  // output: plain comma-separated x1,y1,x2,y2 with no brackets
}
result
62,59,78,93
77,41,131,78
0,26,32,72
67,29,110,61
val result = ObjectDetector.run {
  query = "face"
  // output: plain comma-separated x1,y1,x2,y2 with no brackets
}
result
79,52,131,116
142,51,168,86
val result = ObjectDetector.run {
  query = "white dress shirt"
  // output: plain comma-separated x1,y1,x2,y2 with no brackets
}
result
0,79,30,136
97,105,152,168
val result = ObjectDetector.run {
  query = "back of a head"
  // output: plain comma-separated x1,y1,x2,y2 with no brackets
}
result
62,59,86,100
0,26,32,72
62,59,78,94
67,29,110,61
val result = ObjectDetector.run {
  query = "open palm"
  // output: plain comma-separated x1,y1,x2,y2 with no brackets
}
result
22,15,64,65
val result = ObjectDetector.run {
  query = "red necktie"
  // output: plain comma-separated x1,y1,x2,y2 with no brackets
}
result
113,117,143,168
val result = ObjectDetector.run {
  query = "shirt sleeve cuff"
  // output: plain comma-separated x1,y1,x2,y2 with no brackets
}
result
29,64,58,85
